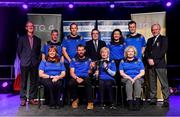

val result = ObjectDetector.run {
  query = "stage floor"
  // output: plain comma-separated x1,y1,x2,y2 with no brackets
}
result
0,94,180,116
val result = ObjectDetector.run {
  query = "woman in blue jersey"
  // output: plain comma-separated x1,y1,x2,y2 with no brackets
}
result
107,29,125,86
119,46,145,111
96,47,116,109
39,45,66,108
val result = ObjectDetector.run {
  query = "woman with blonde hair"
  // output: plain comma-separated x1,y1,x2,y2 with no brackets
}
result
96,47,117,109
119,46,145,111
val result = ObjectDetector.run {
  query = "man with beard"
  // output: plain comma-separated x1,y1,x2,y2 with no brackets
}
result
68,44,94,110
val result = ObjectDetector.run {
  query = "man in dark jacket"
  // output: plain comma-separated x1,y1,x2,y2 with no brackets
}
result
145,24,169,107
86,29,106,61
17,21,41,106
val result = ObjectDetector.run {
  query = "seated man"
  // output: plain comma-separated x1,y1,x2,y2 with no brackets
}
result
69,44,94,110
119,46,145,111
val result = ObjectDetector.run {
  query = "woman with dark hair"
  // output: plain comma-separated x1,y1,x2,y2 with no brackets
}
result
39,45,66,108
107,29,125,85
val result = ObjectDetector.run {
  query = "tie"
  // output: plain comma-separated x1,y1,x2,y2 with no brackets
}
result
152,36,157,45
29,37,33,49
94,40,98,52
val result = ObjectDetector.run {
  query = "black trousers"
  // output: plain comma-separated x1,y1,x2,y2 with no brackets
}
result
20,65,38,100
114,59,122,83
64,63,70,104
68,78,93,102
40,78,63,106
99,79,115,104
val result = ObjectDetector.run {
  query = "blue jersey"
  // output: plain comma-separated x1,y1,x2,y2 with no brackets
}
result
125,33,146,58
62,35,86,63
70,57,91,78
39,60,66,76
41,41,62,58
99,60,116,80
107,43,124,60
119,58,144,79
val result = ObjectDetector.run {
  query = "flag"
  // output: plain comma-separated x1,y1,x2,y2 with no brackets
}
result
13,53,21,91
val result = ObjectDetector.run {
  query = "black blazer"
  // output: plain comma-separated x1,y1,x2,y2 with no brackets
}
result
17,35,41,67
86,40,106,61
145,35,168,68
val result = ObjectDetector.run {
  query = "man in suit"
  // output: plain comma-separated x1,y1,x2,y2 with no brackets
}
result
17,21,41,106
86,29,106,61
145,24,169,107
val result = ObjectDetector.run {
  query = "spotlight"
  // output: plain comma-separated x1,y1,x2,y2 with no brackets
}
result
166,1,172,7
164,0,173,7
0,80,13,93
2,82,8,88
68,3,74,9
22,3,28,9
110,3,115,8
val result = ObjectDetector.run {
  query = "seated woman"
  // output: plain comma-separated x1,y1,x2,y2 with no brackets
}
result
96,47,116,109
119,46,145,111
39,45,66,108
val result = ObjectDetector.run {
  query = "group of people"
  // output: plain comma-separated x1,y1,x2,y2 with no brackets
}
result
17,20,169,111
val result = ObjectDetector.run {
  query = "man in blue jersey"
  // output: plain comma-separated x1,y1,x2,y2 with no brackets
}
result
69,44,94,110
41,29,62,61
62,23,86,104
62,23,86,64
125,21,146,59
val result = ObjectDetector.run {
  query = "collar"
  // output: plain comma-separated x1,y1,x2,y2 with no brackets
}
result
47,41,60,45
75,56,89,62
127,33,141,38
154,34,160,39
124,57,138,63
101,58,110,62
67,34,81,39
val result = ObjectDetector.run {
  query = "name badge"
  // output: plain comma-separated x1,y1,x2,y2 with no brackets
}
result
156,42,159,47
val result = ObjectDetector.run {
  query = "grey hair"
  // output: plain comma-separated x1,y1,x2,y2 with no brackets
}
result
124,46,137,58
151,23,161,30
100,47,110,55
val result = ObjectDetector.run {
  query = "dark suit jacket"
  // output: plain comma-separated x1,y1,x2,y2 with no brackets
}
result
17,35,41,67
145,35,168,68
86,40,106,61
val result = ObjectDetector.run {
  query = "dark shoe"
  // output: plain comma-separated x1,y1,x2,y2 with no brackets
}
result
162,102,169,108
134,98,141,111
100,104,106,109
149,100,157,105
110,104,117,109
29,99,39,105
20,100,26,106
49,105,57,109
128,100,134,111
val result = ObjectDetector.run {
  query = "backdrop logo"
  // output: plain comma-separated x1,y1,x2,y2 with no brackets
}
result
27,14,62,45
34,24,55,32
